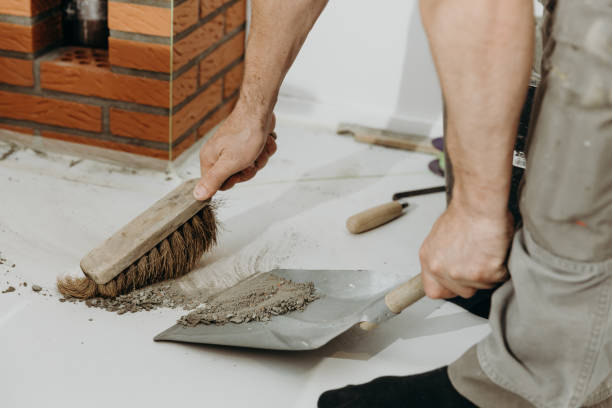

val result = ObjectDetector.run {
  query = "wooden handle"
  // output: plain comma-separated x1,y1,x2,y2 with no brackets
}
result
354,133,438,155
359,273,425,331
81,179,209,285
337,123,438,155
385,273,425,314
346,201,404,234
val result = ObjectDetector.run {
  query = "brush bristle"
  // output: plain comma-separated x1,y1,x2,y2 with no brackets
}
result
57,204,218,299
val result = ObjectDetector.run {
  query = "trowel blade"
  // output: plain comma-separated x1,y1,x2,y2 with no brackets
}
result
154,269,399,351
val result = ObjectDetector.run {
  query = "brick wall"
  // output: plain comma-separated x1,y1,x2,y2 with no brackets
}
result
0,0,245,160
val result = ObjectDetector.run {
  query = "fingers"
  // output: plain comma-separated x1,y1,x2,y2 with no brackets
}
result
218,133,277,191
194,159,240,200
422,272,457,299
219,165,256,191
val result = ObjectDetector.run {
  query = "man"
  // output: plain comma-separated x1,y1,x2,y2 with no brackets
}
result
193,0,612,406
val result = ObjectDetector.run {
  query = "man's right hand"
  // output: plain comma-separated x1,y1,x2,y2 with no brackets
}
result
193,108,277,201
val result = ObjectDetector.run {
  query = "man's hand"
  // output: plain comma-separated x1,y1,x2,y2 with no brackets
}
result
191,0,328,200
419,202,514,299
193,109,277,200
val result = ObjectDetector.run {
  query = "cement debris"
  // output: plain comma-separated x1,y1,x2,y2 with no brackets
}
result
178,273,319,327
60,272,318,326
32,285,42,292
62,279,210,315
2,286,15,293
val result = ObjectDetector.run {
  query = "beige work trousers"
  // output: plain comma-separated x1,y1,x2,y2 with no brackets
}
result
448,1,612,407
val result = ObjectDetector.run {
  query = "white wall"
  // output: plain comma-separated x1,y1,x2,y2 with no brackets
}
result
273,1,443,136
254,0,543,136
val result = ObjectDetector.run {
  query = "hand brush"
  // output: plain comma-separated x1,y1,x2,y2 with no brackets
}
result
57,179,217,299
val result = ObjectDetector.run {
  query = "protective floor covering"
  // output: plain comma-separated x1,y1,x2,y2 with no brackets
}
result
0,121,489,408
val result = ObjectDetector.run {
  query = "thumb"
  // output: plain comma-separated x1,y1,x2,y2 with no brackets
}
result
193,161,236,200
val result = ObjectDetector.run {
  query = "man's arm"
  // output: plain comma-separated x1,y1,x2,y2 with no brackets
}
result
193,0,328,200
418,0,534,298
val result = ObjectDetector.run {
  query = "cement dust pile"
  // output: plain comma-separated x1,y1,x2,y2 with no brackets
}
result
179,272,319,326
62,272,319,325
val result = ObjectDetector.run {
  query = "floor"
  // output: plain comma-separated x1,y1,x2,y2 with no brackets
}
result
0,119,489,407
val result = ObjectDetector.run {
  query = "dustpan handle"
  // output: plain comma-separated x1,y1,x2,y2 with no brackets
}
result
385,273,425,313
359,273,425,331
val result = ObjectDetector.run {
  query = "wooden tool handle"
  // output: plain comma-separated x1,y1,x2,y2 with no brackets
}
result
360,273,425,331
337,123,438,155
385,273,425,313
346,201,404,234
354,133,439,155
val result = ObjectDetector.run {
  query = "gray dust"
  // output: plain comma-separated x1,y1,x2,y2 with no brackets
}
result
61,279,208,315
179,272,318,327
61,273,319,326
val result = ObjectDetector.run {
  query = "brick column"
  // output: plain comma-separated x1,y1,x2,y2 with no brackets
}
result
0,0,245,161
107,0,246,159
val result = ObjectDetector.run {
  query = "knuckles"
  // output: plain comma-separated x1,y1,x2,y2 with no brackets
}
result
457,287,477,299
423,282,447,299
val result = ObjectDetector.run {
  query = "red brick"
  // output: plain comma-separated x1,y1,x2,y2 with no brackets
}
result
0,90,101,132
200,0,225,19
42,130,171,159
197,94,237,138
0,0,60,17
0,22,32,52
0,14,61,53
199,31,244,85
173,79,222,137
0,57,33,86
173,14,224,70
41,54,170,108
225,0,246,33
0,0,31,16
109,108,169,143
174,0,198,34
172,131,197,159
0,123,35,134
173,65,198,107
108,2,171,37
109,38,171,73
223,61,243,98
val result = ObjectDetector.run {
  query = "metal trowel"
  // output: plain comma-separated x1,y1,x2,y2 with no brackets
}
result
154,269,424,350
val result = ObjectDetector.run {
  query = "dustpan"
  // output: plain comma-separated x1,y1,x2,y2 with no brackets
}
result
154,269,424,350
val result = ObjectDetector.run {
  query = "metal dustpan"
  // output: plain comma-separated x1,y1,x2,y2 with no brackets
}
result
154,269,424,351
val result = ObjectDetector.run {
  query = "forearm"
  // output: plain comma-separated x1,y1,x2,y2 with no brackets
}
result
420,0,533,218
236,0,328,121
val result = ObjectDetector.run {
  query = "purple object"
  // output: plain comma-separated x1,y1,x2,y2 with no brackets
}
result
428,159,444,177
432,137,444,152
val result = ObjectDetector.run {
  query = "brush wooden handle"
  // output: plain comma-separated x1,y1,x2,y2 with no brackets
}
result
81,179,209,285
346,201,404,234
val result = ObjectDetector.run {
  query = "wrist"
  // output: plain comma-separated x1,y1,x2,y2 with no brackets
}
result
231,98,274,132
450,181,510,220
235,70,279,121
